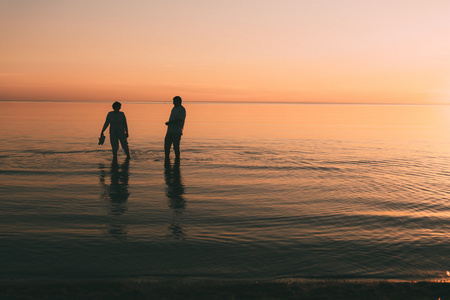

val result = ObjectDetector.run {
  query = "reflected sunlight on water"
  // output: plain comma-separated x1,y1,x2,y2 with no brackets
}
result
1,101,450,281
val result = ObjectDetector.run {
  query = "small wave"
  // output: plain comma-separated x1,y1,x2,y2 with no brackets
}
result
338,159,389,166
0,169,99,176
211,163,341,172
19,149,105,155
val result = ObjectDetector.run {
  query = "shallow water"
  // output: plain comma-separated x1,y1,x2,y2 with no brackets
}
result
1,101,450,281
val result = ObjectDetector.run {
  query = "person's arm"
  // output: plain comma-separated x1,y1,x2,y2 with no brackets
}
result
165,108,185,125
123,113,129,138
100,113,110,136
165,118,182,125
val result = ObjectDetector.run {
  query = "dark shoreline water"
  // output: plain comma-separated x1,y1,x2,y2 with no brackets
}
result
2,102,450,286
2,278,450,300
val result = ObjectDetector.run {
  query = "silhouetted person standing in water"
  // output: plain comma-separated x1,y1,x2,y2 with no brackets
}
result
100,101,130,159
165,96,186,162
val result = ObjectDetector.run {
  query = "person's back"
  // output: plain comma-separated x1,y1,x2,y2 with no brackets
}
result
100,101,130,159
107,110,127,134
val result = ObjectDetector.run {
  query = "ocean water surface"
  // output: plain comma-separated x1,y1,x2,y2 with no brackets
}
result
2,101,450,281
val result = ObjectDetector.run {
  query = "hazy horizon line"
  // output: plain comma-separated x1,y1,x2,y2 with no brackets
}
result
0,99,449,106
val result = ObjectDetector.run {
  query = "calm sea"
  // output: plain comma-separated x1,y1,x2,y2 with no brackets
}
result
1,101,450,281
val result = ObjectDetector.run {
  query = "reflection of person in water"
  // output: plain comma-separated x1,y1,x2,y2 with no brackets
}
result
100,101,131,159
165,96,186,162
99,158,130,237
164,160,186,239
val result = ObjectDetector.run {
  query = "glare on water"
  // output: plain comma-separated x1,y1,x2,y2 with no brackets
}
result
1,101,450,280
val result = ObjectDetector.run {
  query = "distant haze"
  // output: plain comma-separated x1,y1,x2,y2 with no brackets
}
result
2,0,450,104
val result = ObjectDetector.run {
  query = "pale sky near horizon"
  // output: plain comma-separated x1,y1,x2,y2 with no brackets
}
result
2,0,450,103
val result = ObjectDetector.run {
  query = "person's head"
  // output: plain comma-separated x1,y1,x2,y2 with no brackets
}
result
173,96,182,107
112,101,122,111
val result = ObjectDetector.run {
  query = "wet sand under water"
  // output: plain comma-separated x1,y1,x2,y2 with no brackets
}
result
1,279,449,300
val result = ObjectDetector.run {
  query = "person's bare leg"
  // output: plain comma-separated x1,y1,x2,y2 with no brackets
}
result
164,134,172,160
124,148,130,159
173,134,181,160
119,134,130,159
122,142,130,159
111,136,119,159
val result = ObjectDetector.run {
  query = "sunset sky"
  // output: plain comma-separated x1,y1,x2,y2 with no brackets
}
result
2,0,450,104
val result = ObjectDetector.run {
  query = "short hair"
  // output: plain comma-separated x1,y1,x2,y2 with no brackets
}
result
173,96,182,103
112,101,121,110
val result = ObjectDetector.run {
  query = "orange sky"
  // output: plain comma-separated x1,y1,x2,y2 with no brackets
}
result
1,0,450,104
